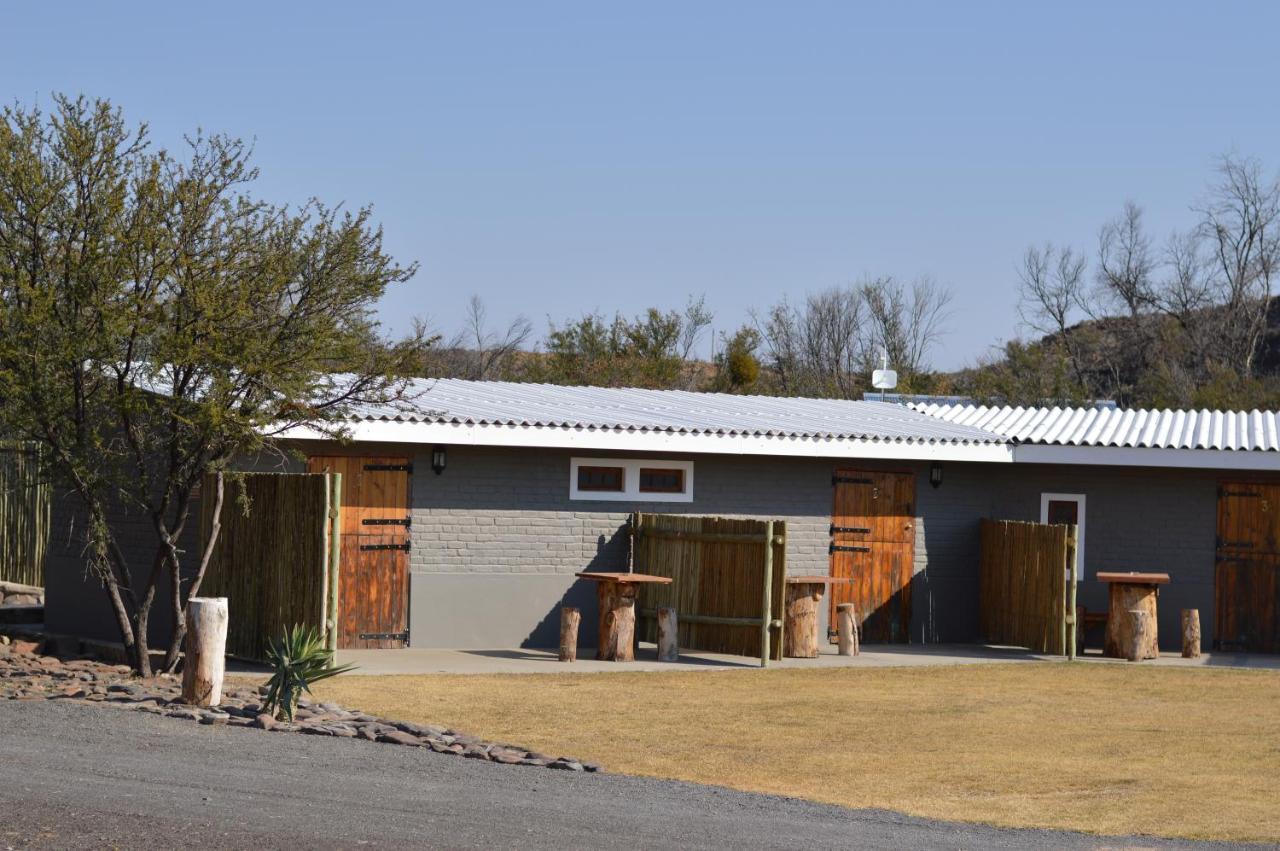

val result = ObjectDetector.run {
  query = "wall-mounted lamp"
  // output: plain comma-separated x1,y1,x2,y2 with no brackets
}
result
431,446,447,475
929,461,943,489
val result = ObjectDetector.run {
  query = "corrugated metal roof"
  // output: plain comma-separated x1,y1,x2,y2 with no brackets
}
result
352,379,1008,445
911,403,1280,452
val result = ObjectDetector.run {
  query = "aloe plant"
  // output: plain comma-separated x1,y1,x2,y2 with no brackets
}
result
261,624,357,721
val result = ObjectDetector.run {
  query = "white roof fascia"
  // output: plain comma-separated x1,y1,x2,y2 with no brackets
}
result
278,419,1016,463
1015,443,1280,471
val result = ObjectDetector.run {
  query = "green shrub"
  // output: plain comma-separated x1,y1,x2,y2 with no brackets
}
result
261,624,357,721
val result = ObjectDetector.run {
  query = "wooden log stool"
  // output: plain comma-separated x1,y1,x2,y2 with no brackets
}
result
836,603,859,656
1097,572,1169,661
574,572,673,662
784,577,852,658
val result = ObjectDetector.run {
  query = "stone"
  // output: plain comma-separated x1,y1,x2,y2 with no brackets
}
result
3,593,41,606
11,640,41,655
253,714,277,731
489,748,526,765
298,724,335,736
582,763,601,773
376,731,424,747
549,759,585,772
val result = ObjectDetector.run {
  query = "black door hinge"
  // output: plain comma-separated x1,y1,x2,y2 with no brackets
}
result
362,517,411,527
830,524,871,536
359,542,411,552
364,463,413,473
358,631,409,642
832,475,873,485
830,543,871,554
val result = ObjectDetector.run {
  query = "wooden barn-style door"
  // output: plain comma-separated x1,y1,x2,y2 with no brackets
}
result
828,470,915,643
307,456,412,649
1215,482,1280,653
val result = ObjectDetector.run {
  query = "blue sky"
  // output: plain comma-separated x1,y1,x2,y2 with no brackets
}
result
4,2,1279,369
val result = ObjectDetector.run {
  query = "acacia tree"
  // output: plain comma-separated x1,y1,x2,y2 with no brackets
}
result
0,96,424,675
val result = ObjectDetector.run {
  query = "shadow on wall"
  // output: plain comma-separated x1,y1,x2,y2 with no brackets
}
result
520,530,627,649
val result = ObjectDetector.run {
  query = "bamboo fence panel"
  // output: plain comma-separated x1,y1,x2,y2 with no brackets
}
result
200,472,338,660
632,512,786,663
0,443,50,587
978,518,1074,655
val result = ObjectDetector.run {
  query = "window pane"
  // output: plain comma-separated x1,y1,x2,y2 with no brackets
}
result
639,468,685,493
577,466,625,492
1047,499,1078,525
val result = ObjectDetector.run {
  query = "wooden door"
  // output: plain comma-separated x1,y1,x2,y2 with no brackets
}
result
308,455,412,649
1215,482,1280,652
828,470,915,643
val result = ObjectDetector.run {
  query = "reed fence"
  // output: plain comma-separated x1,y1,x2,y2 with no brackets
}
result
200,472,340,660
0,443,50,588
632,512,786,666
978,518,1078,657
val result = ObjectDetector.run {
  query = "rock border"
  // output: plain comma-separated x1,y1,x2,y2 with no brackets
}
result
0,637,599,773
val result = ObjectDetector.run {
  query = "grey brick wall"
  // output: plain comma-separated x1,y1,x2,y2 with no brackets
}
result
41,437,1235,653
404,445,1227,650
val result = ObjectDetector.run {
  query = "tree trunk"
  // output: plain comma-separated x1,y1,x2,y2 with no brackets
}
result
1125,609,1151,662
1104,582,1159,660
657,606,678,662
837,603,858,656
559,607,580,662
1182,608,1201,659
596,581,636,662
165,472,226,673
181,597,228,706
784,582,822,658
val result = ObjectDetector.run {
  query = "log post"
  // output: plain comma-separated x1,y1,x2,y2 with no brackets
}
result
1182,608,1201,659
1104,582,1160,660
837,603,858,656
597,580,637,662
657,607,678,662
784,582,822,658
181,597,228,707
559,607,580,662
1125,609,1151,662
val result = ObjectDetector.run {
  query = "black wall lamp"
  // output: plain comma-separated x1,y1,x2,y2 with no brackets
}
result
431,446,447,475
929,461,943,489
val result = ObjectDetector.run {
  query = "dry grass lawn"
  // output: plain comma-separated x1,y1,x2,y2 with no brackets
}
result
313,663,1280,842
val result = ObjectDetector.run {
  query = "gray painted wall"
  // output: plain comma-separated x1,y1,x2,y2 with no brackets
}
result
401,445,1226,652
42,438,1234,655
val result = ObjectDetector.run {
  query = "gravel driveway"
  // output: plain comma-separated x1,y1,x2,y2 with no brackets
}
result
0,700,1245,849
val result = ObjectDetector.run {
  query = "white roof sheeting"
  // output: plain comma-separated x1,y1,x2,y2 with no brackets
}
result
911,403,1280,452
349,379,1006,445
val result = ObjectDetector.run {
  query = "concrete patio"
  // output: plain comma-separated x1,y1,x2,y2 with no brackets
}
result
333,642,1280,676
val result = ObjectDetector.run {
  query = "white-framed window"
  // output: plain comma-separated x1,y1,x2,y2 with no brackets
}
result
1040,492,1086,581
569,457,694,503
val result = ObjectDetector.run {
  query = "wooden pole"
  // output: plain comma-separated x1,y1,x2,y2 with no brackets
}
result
837,603,858,656
181,597,228,706
325,473,342,652
559,607,580,662
1182,608,1201,658
657,607,678,662
760,521,774,668
1067,528,1078,661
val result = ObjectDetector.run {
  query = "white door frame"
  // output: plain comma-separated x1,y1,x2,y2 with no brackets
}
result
1040,492,1086,581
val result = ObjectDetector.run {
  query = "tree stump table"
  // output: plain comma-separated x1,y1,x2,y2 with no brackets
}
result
1098,572,1170,660
574,572,673,662
784,577,852,658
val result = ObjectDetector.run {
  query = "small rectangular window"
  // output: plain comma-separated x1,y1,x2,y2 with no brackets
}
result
639,467,685,494
577,465,625,492
570,457,694,502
